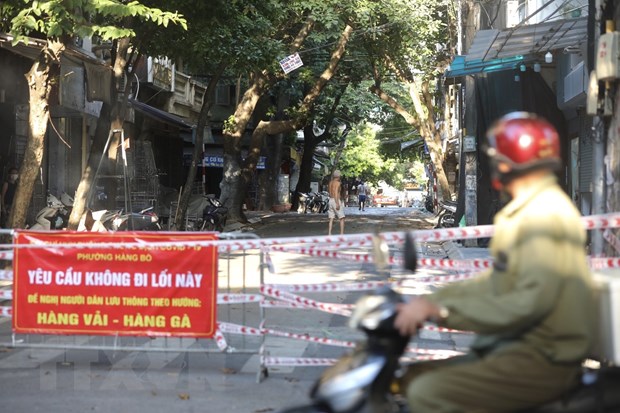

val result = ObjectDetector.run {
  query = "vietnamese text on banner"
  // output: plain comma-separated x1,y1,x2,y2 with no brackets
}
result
12,231,218,338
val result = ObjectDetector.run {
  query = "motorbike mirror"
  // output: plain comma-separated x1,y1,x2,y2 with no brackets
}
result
371,233,389,273
403,232,418,273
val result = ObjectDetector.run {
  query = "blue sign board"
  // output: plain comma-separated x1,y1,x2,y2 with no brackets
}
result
204,155,266,169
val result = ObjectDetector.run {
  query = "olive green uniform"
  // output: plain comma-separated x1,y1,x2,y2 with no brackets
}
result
405,175,596,412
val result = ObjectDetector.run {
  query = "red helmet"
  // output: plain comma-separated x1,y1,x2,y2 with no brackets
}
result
485,112,561,189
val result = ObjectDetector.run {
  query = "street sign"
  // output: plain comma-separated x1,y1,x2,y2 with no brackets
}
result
464,136,476,152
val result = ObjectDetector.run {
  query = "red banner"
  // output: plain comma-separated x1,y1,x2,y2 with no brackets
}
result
12,231,218,337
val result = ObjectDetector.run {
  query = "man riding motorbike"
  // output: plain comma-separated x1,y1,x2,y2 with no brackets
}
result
394,112,597,412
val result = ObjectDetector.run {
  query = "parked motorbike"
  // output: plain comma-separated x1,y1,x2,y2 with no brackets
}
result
196,197,228,232
115,206,162,231
423,195,434,213
29,193,73,230
280,234,620,413
434,199,457,229
78,206,161,232
305,191,329,214
297,192,311,214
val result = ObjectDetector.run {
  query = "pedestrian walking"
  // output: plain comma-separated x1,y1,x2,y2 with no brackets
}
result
327,170,345,235
1,167,18,228
394,112,596,412
357,181,367,211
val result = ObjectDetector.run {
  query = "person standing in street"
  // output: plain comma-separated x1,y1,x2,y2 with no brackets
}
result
327,170,345,235
394,112,596,412
357,180,367,211
1,167,18,228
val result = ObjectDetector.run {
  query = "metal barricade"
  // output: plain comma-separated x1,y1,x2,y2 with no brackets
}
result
0,231,265,364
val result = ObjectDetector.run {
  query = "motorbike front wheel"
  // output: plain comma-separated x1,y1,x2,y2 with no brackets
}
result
200,218,217,232
437,212,456,228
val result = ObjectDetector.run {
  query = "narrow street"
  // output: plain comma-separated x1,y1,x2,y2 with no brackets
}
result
247,205,438,238
0,207,478,413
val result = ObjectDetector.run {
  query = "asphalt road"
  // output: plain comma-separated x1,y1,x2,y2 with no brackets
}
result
0,206,469,413
247,205,437,238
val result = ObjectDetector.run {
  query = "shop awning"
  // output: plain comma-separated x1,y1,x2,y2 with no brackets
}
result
446,55,525,78
129,98,195,130
446,17,588,78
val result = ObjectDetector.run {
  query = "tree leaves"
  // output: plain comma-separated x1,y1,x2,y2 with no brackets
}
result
5,0,187,45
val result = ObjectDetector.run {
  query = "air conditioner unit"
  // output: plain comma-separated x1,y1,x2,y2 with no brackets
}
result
593,271,620,364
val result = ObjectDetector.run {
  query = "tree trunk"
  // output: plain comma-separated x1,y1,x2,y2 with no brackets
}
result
259,133,283,210
291,126,320,211
220,20,353,222
219,152,245,222
259,88,290,211
219,72,270,223
409,79,452,202
173,64,226,230
9,41,65,230
68,38,131,229
369,83,452,202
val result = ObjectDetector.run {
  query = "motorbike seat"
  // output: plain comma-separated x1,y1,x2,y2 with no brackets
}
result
521,367,620,413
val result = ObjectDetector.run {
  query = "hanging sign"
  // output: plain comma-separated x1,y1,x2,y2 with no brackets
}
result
12,231,218,338
279,53,304,74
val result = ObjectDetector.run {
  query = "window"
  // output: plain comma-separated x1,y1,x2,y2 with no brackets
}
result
215,84,231,106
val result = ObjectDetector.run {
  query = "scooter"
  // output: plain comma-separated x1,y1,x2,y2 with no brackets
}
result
298,192,311,214
280,234,620,413
78,207,161,232
29,193,73,230
197,197,227,232
114,206,162,231
434,199,457,229
306,191,329,214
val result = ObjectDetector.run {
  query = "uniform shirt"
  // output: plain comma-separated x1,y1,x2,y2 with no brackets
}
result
428,175,596,363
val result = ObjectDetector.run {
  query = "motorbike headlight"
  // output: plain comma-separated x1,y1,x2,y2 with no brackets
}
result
315,356,384,412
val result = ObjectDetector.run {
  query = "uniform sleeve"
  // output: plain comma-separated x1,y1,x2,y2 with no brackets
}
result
427,225,568,334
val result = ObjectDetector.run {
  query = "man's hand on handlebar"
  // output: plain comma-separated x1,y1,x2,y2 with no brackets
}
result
394,297,443,336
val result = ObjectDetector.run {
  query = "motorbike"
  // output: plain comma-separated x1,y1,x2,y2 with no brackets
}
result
196,197,228,232
280,234,620,413
78,206,161,232
423,195,434,213
298,192,311,214
434,199,457,229
29,193,73,230
114,206,162,231
305,192,329,214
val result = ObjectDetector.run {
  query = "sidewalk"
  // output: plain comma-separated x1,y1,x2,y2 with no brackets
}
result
442,240,492,261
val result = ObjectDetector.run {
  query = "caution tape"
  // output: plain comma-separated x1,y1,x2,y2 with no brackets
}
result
583,213,620,230
263,351,464,367
263,327,355,348
270,245,373,263
0,213,617,255
0,251,12,261
590,257,620,270
263,356,338,366
406,347,464,357
217,294,262,304
213,328,228,351
264,281,394,293
261,285,352,317
218,321,263,336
